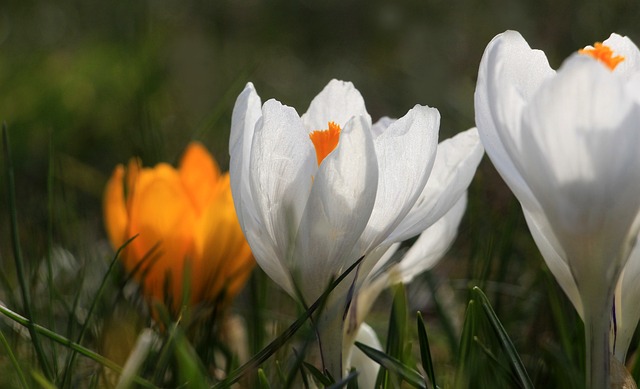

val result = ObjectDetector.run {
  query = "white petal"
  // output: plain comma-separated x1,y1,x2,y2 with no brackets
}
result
388,127,483,242
229,82,262,235
343,322,382,389
249,99,317,294
522,207,583,318
603,33,640,78
229,84,294,294
301,79,372,131
357,104,440,253
519,56,640,289
614,239,640,361
293,116,379,301
475,30,554,213
396,193,467,284
371,116,395,138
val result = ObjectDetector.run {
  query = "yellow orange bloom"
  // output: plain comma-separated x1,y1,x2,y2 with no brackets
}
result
103,142,254,315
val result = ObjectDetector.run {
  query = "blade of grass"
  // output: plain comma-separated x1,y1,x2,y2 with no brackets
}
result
257,368,271,389
416,312,437,389
31,371,58,389
326,370,359,389
0,303,157,389
355,342,426,389
3,123,53,379
0,328,30,389
377,283,407,388
472,286,534,389
212,255,365,389
46,130,58,379
454,299,477,389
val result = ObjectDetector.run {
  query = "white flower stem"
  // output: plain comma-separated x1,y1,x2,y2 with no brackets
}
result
584,297,613,389
315,303,345,380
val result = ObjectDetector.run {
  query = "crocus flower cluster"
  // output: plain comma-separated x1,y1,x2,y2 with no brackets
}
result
229,79,483,378
475,30,640,388
103,142,254,316
100,29,640,389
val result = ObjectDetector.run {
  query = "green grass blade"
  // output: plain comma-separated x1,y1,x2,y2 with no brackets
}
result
454,299,477,389
303,361,333,387
257,368,271,389
326,370,359,389
377,284,407,388
472,286,534,389
31,371,58,389
175,329,210,389
2,123,53,379
416,312,437,389
0,328,30,389
354,342,426,389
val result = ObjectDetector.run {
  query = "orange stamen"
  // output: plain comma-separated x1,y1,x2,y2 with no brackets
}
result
579,42,625,70
309,121,341,165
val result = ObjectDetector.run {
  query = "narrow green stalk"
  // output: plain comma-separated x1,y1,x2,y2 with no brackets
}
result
2,124,53,379
46,130,57,375
0,303,157,389
0,329,30,389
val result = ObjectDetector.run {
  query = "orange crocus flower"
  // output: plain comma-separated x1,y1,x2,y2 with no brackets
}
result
103,142,254,316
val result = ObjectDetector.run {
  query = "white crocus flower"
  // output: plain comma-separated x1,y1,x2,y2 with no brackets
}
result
230,79,482,378
475,30,640,388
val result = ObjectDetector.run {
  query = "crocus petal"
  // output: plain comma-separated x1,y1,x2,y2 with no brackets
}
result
371,116,395,138
343,322,382,389
248,99,317,295
522,207,583,317
194,174,254,306
180,142,221,214
126,165,198,306
519,55,640,292
357,105,440,254
301,79,371,131
475,30,554,213
387,127,483,243
603,33,640,78
230,82,263,235
395,193,467,284
614,240,640,361
103,165,129,249
294,115,378,302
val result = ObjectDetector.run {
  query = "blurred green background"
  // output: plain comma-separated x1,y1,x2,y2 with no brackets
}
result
1,0,639,386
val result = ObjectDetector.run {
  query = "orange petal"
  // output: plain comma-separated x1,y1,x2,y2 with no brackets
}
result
179,142,221,214
126,164,198,309
192,173,254,306
103,165,129,250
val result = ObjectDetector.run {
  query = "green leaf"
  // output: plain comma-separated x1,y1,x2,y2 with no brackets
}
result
416,312,437,389
257,369,271,389
174,330,210,389
472,286,534,389
355,342,426,389
303,362,333,387
377,284,408,388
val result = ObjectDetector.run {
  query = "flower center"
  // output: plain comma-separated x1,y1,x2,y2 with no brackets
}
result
579,42,625,70
309,121,341,165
